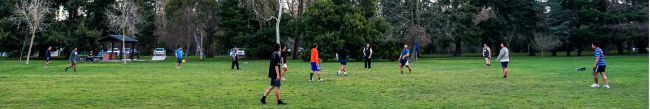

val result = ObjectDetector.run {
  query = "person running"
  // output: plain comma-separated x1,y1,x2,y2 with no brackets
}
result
336,46,349,77
363,43,373,70
231,47,240,70
399,44,412,74
482,43,492,67
591,42,609,88
309,43,322,81
44,46,52,69
175,47,184,69
495,42,510,80
260,44,287,105
64,48,79,72
280,45,288,80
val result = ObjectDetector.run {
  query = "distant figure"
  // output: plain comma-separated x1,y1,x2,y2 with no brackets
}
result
590,42,609,88
44,46,52,69
495,43,510,80
86,51,95,63
64,48,79,72
260,44,287,105
363,43,373,70
399,44,412,74
309,43,322,82
336,46,348,76
175,47,184,69
280,45,288,80
231,47,240,70
482,44,492,67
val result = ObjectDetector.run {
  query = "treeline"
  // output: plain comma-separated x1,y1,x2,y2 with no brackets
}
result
0,0,646,60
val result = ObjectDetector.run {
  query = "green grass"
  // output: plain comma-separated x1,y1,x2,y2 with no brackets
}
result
0,55,647,108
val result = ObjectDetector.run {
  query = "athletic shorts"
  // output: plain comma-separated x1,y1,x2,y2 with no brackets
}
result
282,63,288,68
399,59,408,66
310,62,320,71
501,62,509,68
340,60,347,65
177,58,182,63
270,78,281,87
594,65,606,72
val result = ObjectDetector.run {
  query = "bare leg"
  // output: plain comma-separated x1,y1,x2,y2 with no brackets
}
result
593,71,599,84
600,72,608,85
263,86,273,96
275,87,281,100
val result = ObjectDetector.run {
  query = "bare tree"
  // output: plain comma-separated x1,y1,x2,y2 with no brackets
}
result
106,0,142,64
243,0,283,44
12,0,51,64
534,33,560,56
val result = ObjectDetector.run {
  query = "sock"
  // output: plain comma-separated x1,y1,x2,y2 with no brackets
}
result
503,75,507,78
309,73,314,80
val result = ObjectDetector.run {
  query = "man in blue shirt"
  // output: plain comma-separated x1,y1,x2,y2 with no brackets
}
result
176,47,183,69
44,46,52,69
399,44,412,74
64,48,78,72
591,42,609,88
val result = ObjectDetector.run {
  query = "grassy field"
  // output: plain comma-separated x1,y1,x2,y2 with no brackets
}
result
0,55,647,108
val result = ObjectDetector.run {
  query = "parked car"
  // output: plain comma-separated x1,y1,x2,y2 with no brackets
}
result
153,48,166,56
229,48,246,56
124,48,139,55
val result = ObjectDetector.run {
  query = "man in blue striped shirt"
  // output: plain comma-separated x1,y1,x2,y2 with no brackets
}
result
591,42,609,88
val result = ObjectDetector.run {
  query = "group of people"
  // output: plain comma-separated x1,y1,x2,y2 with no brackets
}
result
43,46,79,72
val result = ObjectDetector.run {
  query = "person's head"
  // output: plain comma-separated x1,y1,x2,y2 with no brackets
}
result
274,43,281,51
483,43,488,47
90,51,94,53
312,43,319,49
366,43,371,48
178,47,182,50
500,43,507,48
48,46,52,50
282,44,287,51
73,48,77,51
592,42,600,49
403,44,408,49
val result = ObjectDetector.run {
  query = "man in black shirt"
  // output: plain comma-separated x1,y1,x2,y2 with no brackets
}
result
260,44,286,105
337,46,348,76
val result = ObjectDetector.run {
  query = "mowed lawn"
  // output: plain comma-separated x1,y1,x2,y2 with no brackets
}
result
0,55,647,108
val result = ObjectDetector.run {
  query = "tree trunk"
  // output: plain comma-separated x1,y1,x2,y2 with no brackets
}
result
528,43,535,56
292,36,300,59
577,47,583,56
551,49,557,56
453,40,462,57
26,31,36,64
275,0,282,44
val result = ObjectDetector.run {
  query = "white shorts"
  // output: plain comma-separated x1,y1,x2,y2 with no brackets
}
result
282,64,288,68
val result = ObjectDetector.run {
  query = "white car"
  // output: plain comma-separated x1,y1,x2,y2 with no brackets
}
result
153,48,166,56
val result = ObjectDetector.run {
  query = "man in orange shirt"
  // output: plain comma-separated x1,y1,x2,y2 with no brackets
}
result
309,43,322,81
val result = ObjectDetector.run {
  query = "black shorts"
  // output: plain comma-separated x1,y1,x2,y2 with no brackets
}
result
340,60,347,65
176,58,182,63
594,65,606,72
501,62,509,68
400,60,408,66
270,78,281,87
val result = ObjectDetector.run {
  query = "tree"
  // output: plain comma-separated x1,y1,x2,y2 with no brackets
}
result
534,33,560,56
12,0,51,64
106,0,142,64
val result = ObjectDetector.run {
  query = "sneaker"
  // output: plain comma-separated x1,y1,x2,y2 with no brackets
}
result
337,71,340,77
64,67,68,72
319,78,323,82
344,73,348,76
277,100,286,105
603,85,610,89
309,79,313,81
281,77,287,81
591,84,600,88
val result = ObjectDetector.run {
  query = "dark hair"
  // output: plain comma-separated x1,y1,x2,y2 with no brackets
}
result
311,43,319,48
592,42,600,47
274,43,281,51
501,42,508,48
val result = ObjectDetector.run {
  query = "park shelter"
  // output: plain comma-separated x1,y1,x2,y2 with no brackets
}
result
97,35,138,61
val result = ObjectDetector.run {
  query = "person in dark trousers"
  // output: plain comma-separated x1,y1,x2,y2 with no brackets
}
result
260,44,287,105
337,46,349,76
363,43,373,70
44,46,52,69
231,47,240,70
65,48,79,72
495,43,510,80
590,42,609,88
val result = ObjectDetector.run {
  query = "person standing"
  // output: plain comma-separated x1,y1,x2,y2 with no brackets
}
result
44,46,52,69
363,44,373,70
399,44,412,74
591,42,609,88
260,44,287,105
309,43,322,81
495,43,510,80
64,48,78,72
281,45,288,80
175,47,184,69
336,46,348,77
482,43,492,67
231,47,240,70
